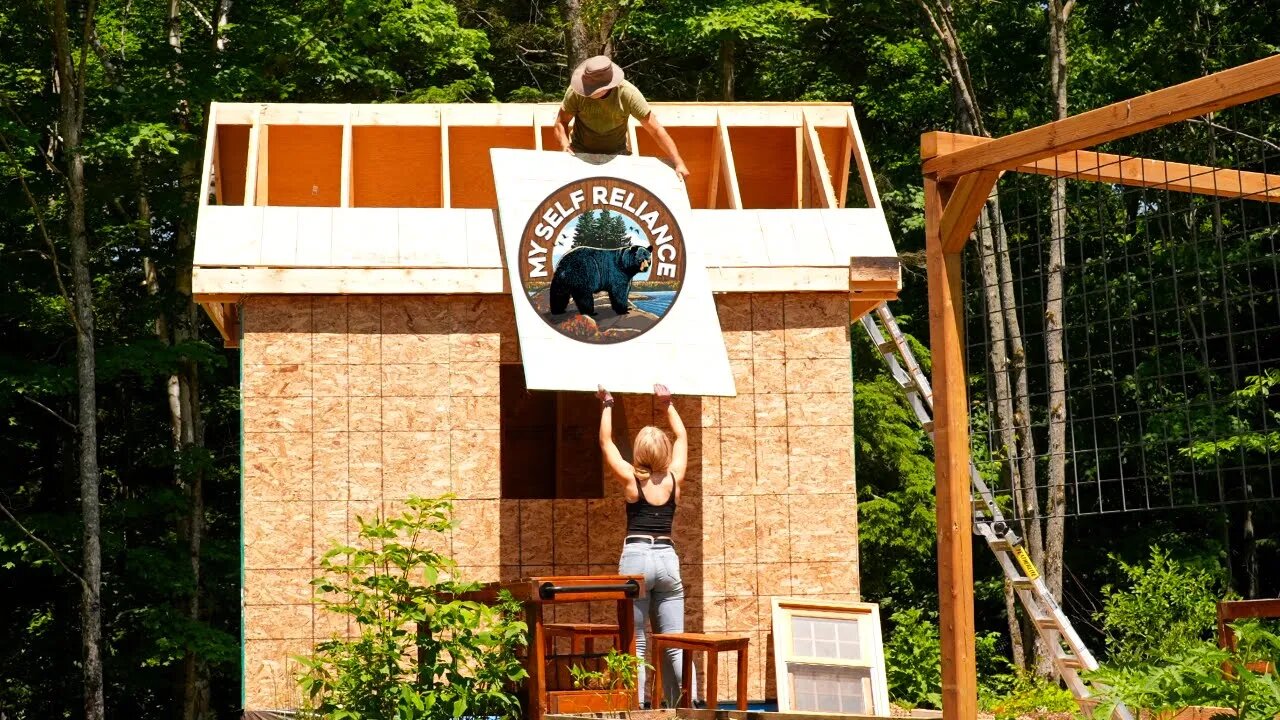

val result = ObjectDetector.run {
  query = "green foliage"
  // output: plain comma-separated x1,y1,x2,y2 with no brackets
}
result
297,496,528,720
1089,621,1280,720
1182,371,1280,462
571,210,632,250
979,673,1080,720
1096,548,1227,667
569,648,646,691
687,0,826,43
883,607,1010,710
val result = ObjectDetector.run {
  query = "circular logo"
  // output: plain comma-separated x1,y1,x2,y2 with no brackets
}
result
517,177,686,344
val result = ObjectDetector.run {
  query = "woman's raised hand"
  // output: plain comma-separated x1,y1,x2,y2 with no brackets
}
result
654,383,673,407
596,385,615,407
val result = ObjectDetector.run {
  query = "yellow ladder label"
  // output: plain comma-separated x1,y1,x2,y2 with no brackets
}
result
1012,546,1041,581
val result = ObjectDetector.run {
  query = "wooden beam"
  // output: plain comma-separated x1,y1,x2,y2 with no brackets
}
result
794,128,805,208
440,110,451,208
199,104,217,207
849,298,882,322
243,107,262,207
835,113,853,208
926,54,1280,179
848,108,881,208
706,112,724,208
925,173,977,720
223,302,241,348
340,105,353,208
927,131,1280,202
627,120,639,156
938,170,1000,253
717,118,743,209
803,111,838,209
254,123,270,206
1025,149,1280,202
533,115,543,151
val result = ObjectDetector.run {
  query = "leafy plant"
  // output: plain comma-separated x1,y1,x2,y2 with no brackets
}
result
1088,620,1280,720
296,496,528,720
978,672,1080,720
883,607,1010,710
1096,547,1227,666
569,648,646,691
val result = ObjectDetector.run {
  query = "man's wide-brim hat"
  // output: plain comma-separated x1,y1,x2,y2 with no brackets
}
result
571,55,625,96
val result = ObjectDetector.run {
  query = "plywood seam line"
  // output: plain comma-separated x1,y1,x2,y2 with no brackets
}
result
847,107,881,209
243,105,262,207
924,53,1280,178
199,103,217,207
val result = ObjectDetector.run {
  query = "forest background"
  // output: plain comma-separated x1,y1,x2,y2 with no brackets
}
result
1,0,1278,716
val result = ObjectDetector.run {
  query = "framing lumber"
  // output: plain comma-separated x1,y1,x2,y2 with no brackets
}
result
340,106,352,208
794,128,805,208
254,123,269,205
835,112,853,208
925,54,1280,179
717,118,743,209
628,119,639,157
440,111,451,208
533,116,543,151
707,116,723,208
924,174,977,720
243,109,262,207
848,108,881,208
803,112,839,209
926,131,1280,203
938,170,1000,253
199,105,217,206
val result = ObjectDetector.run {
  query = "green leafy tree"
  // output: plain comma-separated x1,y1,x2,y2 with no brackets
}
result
1097,547,1228,667
298,496,528,720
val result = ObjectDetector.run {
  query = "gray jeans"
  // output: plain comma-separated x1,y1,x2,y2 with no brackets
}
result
618,541,686,706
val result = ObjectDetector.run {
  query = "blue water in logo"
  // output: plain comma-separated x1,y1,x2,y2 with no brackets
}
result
631,290,676,315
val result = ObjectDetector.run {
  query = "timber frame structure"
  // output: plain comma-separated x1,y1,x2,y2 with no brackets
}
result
923,54,1280,720
193,101,901,345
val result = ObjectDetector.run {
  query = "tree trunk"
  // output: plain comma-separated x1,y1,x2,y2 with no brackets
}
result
1044,0,1074,620
50,0,105,716
719,35,735,101
563,0,591,70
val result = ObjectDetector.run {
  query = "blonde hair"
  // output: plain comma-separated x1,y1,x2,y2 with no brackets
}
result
632,426,673,482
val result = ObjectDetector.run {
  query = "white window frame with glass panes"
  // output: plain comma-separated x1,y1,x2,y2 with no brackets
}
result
771,598,890,716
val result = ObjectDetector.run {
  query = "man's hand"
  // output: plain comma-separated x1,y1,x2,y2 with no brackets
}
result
596,385,615,407
654,383,673,407
673,161,690,181
563,143,576,155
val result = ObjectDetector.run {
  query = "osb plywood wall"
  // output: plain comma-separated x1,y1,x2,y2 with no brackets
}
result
240,293,858,710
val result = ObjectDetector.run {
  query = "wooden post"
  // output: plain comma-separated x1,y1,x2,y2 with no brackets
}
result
340,104,353,208
243,107,262,207
925,172,977,720
529,603,547,720
440,110,451,208
199,104,218,207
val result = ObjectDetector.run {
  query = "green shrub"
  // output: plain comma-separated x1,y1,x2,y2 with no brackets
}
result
569,648,645,691
297,496,528,720
883,607,1009,709
1096,547,1226,666
1088,620,1280,720
979,672,1080,720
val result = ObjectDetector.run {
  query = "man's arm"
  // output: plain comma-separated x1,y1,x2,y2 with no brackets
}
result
554,107,575,154
640,112,690,180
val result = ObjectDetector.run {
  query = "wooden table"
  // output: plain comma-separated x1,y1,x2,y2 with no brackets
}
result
461,575,644,720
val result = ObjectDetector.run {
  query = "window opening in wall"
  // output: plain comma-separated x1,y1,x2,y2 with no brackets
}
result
499,364,606,500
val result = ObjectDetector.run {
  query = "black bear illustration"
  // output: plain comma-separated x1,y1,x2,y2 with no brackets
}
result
549,245,653,316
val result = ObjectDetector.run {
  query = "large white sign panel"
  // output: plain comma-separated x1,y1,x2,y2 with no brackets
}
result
492,149,736,396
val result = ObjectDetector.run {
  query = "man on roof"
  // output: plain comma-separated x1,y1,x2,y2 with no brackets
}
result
555,55,691,180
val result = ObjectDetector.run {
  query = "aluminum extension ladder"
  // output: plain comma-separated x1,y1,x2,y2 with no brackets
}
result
858,302,1132,720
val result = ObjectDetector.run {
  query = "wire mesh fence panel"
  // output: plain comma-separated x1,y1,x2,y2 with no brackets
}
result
963,99,1280,522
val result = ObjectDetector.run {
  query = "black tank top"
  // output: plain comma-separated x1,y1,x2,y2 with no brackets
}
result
625,477,677,535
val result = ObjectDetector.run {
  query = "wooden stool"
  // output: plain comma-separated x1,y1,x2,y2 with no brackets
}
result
650,633,750,710
544,623,621,655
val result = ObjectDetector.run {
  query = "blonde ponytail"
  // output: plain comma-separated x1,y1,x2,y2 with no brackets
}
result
632,426,673,483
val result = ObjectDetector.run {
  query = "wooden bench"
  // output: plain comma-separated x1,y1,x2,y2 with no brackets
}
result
651,632,750,710
544,622,621,655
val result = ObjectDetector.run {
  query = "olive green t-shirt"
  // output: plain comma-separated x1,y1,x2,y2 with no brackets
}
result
561,80,652,154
